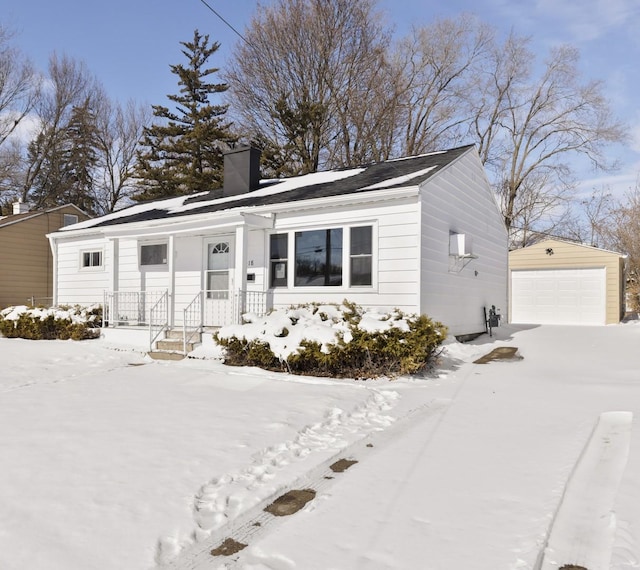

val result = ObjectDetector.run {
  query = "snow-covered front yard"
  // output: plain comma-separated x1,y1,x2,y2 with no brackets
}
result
1,322,639,569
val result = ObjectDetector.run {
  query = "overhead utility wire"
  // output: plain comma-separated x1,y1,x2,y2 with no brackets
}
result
197,0,252,46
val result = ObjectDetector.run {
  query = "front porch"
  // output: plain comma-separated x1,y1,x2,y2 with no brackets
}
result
102,289,268,356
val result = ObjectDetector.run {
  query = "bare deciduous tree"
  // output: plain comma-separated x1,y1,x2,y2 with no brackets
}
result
225,0,392,174
593,185,640,309
472,42,627,239
393,14,492,156
0,25,40,149
93,99,149,213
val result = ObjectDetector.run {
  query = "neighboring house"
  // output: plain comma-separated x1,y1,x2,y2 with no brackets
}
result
0,202,90,308
509,238,626,326
48,145,508,349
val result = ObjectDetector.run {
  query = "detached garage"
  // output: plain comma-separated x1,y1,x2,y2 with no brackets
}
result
509,239,626,325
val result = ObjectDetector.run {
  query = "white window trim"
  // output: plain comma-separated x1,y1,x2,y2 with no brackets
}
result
139,241,169,269
79,249,104,272
348,225,374,288
268,222,377,291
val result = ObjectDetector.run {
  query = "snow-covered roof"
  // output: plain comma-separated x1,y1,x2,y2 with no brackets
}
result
63,145,474,232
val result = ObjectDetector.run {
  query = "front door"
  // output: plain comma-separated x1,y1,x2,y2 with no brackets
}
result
204,236,235,326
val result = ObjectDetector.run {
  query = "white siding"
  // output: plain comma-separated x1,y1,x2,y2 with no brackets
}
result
269,198,421,313
56,235,111,305
173,236,204,325
419,150,508,336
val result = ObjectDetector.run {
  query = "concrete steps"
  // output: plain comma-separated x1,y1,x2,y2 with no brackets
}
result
148,329,202,361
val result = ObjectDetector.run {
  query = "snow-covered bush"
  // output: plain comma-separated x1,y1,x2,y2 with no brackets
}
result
213,301,447,379
0,305,102,340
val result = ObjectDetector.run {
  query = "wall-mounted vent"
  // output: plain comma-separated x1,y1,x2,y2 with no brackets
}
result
449,232,478,273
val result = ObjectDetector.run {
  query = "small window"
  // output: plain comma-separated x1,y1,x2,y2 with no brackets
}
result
140,243,168,266
81,250,102,268
270,234,288,287
63,214,79,227
350,226,372,286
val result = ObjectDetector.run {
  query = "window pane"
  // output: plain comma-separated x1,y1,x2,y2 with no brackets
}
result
208,242,230,270
295,229,342,286
271,261,287,287
141,244,167,265
63,214,78,227
270,234,288,259
207,272,228,291
351,226,372,255
351,257,372,286
91,252,101,266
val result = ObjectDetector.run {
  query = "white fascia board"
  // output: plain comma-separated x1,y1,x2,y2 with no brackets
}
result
100,212,274,239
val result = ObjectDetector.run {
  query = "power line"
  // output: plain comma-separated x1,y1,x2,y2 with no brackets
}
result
197,0,251,46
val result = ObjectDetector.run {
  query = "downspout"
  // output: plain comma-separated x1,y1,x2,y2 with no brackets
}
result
48,235,58,307
168,234,175,328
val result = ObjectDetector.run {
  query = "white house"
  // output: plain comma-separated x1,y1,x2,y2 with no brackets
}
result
48,145,508,351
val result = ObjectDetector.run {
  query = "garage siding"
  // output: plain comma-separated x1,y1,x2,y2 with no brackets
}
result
509,239,625,325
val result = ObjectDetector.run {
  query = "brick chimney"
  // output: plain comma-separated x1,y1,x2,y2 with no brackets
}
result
13,200,29,214
222,146,261,198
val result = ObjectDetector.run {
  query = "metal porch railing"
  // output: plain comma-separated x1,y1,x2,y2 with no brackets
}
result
103,290,169,328
149,291,170,351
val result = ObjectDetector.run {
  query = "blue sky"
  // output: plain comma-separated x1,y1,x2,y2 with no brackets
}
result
5,0,640,194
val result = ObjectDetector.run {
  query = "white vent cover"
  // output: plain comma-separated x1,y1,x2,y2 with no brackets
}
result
449,233,468,256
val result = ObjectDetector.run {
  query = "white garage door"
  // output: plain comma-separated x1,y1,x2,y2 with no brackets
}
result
511,268,606,325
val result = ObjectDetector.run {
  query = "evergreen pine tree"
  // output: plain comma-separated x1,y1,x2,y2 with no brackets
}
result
29,99,100,214
134,30,236,201
62,99,100,213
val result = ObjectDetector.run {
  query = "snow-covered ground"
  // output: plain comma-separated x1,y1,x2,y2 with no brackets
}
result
0,322,638,569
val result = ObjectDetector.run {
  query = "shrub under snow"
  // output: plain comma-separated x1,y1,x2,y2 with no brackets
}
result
213,301,447,379
0,305,102,340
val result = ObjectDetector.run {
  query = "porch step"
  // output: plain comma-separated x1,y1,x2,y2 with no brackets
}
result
148,351,186,361
148,328,203,360
165,329,202,341
156,339,199,352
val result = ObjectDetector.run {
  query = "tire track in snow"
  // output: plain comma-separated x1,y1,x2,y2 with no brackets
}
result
535,411,633,570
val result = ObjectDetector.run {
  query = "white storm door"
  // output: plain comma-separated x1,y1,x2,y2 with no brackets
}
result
204,236,235,326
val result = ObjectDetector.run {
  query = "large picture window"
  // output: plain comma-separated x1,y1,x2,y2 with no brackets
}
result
270,234,288,287
269,225,374,288
350,226,372,286
295,229,343,287
140,243,167,266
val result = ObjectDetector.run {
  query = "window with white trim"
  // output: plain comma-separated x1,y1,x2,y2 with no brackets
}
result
268,225,374,288
270,233,288,288
140,243,168,266
81,250,103,269
350,226,372,286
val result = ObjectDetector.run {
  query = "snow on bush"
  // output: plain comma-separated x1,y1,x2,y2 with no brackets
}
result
0,304,102,340
214,301,447,379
